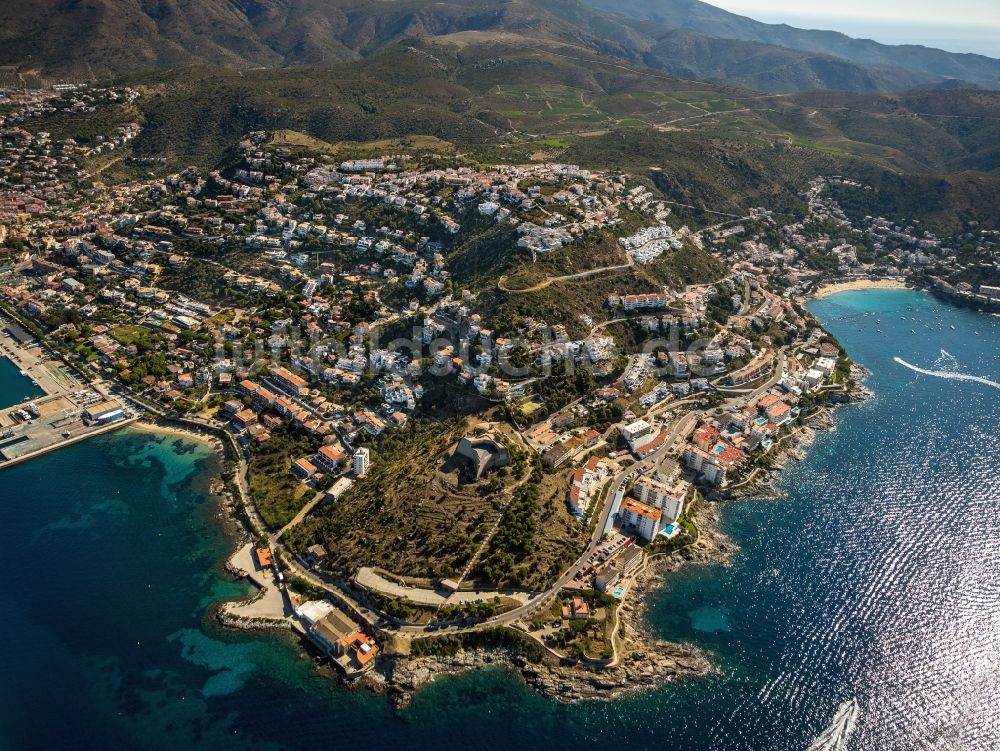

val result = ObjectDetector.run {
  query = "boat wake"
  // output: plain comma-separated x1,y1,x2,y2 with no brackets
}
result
807,699,859,751
894,357,1000,390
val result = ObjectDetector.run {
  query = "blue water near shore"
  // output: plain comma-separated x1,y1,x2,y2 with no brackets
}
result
0,356,44,409
2,288,999,750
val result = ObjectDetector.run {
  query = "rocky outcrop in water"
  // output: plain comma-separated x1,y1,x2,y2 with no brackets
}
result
217,610,290,632
373,641,712,710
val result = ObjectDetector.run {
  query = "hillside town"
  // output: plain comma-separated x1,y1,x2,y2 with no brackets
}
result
1,83,994,690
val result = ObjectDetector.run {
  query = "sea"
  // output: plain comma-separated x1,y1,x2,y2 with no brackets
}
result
0,356,44,410
1,287,999,751
709,9,1000,58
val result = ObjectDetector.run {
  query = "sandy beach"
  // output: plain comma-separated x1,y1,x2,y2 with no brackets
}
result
811,278,908,299
129,418,222,449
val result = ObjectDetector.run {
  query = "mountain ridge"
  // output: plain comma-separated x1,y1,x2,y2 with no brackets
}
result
2,0,997,94
583,0,1000,88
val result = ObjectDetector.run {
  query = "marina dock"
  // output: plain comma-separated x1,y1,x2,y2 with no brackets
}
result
0,318,136,468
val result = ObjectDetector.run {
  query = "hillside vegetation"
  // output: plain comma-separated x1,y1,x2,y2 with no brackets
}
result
102,41,1000,175
28,38,999,232
585,0,1000,90
4,0,998,94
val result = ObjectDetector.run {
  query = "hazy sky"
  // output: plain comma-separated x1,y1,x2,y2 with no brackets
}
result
712,0,999,25
710,0,1000,56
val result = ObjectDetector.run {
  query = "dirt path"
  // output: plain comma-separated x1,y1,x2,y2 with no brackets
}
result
277,490,325,538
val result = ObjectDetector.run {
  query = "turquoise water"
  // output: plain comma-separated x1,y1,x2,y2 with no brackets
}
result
0,356,44,409
2,288,999,749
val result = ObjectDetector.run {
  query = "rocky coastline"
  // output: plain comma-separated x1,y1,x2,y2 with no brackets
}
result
216,608,291,632
724,366,870,502
370,638,714,710
204,490,731,709
198,363,869,710
350,499,732,710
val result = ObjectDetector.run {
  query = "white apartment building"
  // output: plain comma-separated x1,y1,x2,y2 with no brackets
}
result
633,476,687,524
353,447,371,477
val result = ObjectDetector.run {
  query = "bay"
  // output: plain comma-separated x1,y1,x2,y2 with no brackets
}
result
1,288,998,750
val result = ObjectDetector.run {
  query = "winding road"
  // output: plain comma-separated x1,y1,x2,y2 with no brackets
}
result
499,260,633,294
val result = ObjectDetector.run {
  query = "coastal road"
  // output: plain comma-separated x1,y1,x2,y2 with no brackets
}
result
278,490,326,538
101,328,788,642
738,278,752,316
390,406,711,637
530,356,786,606
390,350,790,637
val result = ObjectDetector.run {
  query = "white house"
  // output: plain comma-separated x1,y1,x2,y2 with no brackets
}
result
622,419,653,450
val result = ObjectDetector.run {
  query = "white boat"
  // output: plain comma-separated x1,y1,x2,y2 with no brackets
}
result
807,699,859,751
